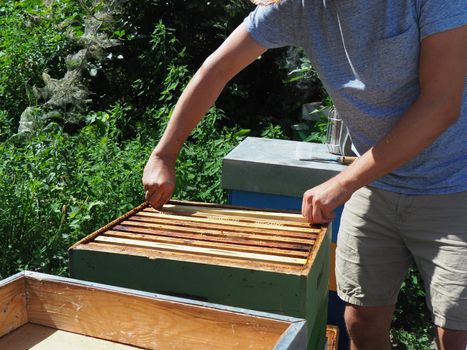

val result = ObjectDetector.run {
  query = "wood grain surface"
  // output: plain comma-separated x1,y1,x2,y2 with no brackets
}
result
0,276,28,337
326,325,339,350
72,201,326,273
25,278,290,350
0,323,139,350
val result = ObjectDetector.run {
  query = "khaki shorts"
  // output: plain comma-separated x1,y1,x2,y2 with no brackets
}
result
336,186,467,330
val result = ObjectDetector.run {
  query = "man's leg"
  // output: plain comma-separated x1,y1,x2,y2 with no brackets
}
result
404,190,467,349
435,328,467,350
336,187,413,348
344,304,395,350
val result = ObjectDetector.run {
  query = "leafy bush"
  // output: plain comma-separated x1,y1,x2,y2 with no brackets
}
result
392,268,435,349
87,0,324,138
0,0,83,121
0,109,14,141
176,108,250,203
0,107,148,278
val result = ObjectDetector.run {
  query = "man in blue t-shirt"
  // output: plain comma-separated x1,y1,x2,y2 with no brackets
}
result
143,1,466,348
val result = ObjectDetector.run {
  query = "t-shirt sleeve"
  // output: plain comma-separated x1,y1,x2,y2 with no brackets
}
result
417,0,467,40
243,0,303,49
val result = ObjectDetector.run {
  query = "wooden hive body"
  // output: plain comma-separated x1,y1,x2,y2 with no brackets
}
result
0,272,307,349
69,201,330,350
325,325,339,350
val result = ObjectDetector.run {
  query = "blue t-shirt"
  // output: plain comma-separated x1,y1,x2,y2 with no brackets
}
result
244,0,467,195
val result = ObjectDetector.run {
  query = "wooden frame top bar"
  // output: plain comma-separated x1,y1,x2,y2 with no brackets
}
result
70,201,328,275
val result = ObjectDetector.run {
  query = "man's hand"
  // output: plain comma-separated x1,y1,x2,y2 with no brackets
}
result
142,154,176,209
302,177,353,224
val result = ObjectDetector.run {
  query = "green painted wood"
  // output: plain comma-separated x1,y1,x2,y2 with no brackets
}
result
70,250,304,313
69,231,330,350
305,229,331,350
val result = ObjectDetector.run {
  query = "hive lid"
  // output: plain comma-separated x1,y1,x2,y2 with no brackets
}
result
222,137,345,197
70,200,328,275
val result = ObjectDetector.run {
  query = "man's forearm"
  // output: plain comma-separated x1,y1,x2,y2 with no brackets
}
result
151,64,229,161
143,24,266,209
150,24,267,162
337,95,461,193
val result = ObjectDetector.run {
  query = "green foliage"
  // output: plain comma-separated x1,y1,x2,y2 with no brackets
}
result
0,0,82,120
176,108,250,203
133,19,188,102
283,47,328,104
391,268,435,349
290,100,331,143
101,0,323,138
261,123,286,139
286,49,320,84
0,109,14,141
0,106,148,278
301,115,328,143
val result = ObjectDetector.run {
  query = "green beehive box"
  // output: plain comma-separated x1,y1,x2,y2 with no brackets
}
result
69,201,330,350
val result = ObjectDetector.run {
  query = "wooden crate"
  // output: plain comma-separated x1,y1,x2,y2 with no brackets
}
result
69,200,330,350
0,271,306,349
325,325,339,350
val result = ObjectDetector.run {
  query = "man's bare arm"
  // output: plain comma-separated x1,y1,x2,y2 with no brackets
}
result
143,24,267,208
302,25,467,223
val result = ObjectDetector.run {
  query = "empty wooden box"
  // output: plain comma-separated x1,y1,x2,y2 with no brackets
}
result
0,271,307,349
325,325,339,350
69,201,330,350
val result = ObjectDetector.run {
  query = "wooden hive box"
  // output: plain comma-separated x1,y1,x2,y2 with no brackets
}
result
0,271,306,349
325,325,339,350
69,201,330,350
